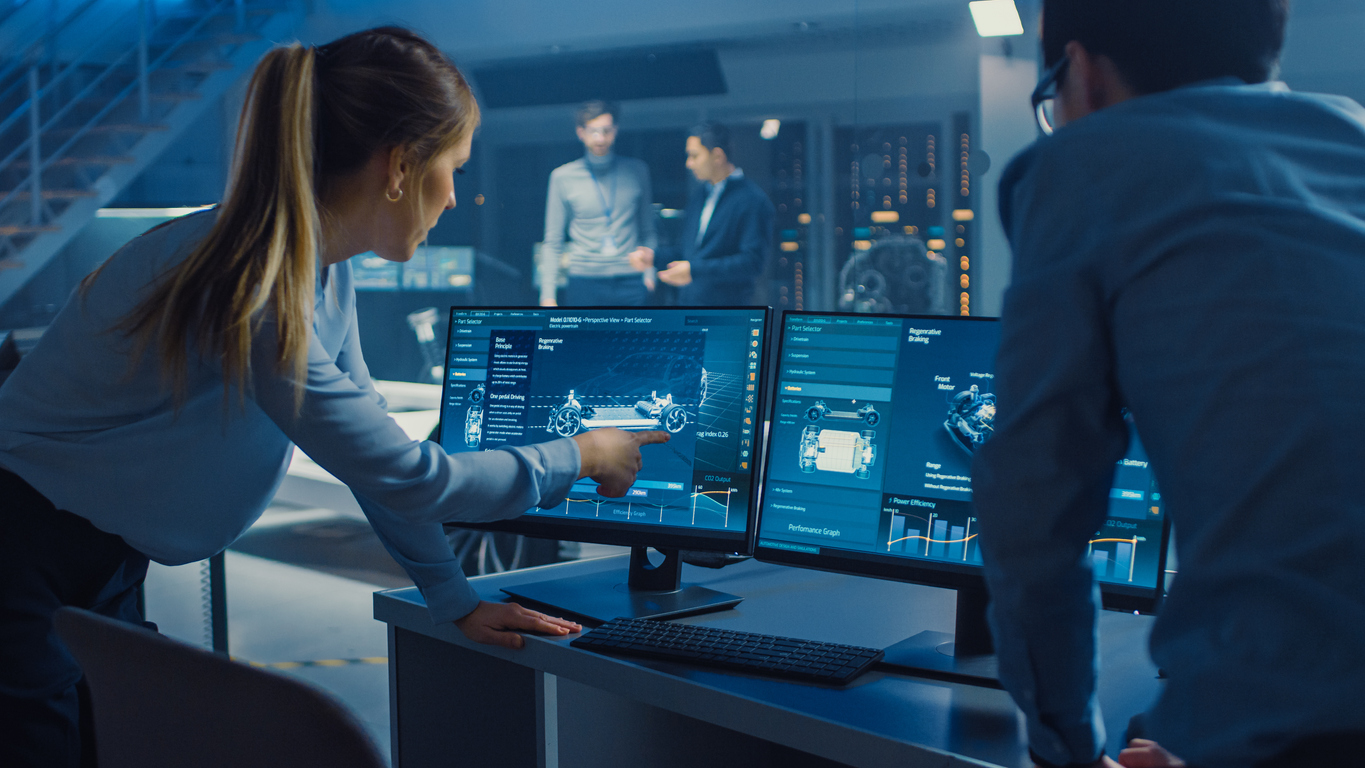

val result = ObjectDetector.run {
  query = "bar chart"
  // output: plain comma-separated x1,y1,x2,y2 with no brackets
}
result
884,497,982,565
1088,537,1137,582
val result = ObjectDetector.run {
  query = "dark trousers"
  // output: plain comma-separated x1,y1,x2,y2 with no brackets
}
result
0,468,150,768
564,274,652,306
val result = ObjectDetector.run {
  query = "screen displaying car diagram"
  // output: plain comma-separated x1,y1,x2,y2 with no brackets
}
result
439,308,767,534
758,314,1168,595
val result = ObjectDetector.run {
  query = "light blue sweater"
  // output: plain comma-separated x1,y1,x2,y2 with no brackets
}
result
0,210,580,623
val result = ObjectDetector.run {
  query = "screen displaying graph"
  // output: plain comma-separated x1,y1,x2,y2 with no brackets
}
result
440,307,766,536
757,313,1168,595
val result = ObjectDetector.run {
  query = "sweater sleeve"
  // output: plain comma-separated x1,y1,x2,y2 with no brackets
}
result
541,170,569,304
254,295,580,623
973,146,1126,766
637,161,658,251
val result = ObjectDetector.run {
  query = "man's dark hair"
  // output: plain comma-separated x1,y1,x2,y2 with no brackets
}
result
575,100,619,127
1042,0,1288,95
689,121,731,157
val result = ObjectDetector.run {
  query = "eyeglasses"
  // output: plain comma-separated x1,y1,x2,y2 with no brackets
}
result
1030,55,1070,135
583,126,617,138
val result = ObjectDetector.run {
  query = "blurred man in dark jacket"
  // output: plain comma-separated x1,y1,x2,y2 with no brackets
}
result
630,122,774,306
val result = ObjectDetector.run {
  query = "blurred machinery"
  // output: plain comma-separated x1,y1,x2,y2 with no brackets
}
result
838,235,949,315
406,307,445,384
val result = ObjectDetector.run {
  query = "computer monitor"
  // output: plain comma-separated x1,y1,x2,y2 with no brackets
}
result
439,306,771,622
754,312,1170,686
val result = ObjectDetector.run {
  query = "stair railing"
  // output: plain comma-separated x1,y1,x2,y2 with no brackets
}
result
0,0,283,238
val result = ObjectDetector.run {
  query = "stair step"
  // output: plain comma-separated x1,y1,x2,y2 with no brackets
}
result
157,59,235,74
154,6,275,23
76,91,202,106
149,91,203,102
50,123,169,137
8,155,136,170
155,31,261,47
4,189,98,200
0,224,60,236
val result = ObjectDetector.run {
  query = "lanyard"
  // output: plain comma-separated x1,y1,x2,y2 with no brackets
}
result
587,163,617,223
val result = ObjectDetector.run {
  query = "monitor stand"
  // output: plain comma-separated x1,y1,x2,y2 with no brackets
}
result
501,547,743,624
878,586,1002,689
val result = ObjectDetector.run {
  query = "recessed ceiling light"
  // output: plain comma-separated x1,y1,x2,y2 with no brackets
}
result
969,0,1024,37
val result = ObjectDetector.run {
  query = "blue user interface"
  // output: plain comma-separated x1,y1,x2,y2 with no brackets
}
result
440,308,766,534
757,314,1166,594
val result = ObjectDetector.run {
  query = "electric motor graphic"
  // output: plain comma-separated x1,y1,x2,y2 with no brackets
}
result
944,384,995,454
545,389,690,438
799,425,878,479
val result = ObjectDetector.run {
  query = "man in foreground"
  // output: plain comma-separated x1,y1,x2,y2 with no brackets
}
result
973,2,1365,766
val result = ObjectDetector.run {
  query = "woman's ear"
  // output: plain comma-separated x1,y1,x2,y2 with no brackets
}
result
386,145,410,198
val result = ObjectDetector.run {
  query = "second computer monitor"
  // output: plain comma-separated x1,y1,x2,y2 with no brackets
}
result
756,312,1168,612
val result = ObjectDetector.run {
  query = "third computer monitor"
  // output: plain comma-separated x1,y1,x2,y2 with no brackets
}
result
755,312,1169,615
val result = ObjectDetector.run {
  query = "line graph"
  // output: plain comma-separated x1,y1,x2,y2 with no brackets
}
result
532,474,745,532
884,499,981,563
691,488,733,527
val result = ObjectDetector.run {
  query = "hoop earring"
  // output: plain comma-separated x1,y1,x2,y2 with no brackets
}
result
386,188,404,202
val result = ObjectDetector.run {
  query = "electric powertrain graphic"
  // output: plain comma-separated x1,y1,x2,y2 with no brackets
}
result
799,425,877,479
804,400,880,426
546,390,691,438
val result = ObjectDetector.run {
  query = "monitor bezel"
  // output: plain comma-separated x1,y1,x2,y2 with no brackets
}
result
439,304,773,555
753,310,1170,614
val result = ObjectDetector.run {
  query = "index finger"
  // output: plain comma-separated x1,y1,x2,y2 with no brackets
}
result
634,430,671,446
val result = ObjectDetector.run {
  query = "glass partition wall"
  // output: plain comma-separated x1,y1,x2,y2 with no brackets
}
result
335,0,1042,383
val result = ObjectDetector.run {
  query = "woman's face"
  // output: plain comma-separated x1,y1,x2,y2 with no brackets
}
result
375,134,472,263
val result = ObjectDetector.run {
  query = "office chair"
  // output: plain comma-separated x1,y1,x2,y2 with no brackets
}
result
53,607,386,768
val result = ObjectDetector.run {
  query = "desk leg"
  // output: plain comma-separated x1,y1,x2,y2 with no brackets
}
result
389,626,539,768
538,672,557,768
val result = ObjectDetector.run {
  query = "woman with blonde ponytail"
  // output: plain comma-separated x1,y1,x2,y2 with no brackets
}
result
0,27,663,767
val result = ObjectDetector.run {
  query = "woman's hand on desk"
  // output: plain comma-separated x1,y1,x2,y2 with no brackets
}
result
454,601,581,649
573,428,670,497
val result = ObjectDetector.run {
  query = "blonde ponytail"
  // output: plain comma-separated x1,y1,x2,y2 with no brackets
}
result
90,28,479,414
118,43,320,412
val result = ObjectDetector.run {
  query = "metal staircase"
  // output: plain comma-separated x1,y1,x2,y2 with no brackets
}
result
0,0,303,311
